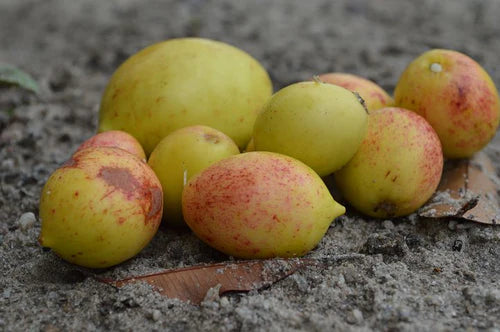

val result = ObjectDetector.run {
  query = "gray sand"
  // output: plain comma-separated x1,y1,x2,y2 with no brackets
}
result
1,0,499,330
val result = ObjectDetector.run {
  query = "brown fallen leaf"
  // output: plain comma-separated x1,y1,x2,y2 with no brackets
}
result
100,254,364,305
419,151,499,224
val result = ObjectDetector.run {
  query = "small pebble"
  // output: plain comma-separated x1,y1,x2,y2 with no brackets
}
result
219,296,230,308
151,309,161,322
346,308,363,324
382,220,394,229
18,212,37,231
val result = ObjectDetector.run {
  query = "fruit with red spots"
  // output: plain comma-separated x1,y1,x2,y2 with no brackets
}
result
253,81,368,176
182,151,345,259
75,130,146,160
148,125,240,227
317,73,393,112
98,38,272,154
38,147,163,268
394,49,500,158
335,107,443,218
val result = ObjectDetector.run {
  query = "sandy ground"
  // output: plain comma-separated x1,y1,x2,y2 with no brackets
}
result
1,0,499,330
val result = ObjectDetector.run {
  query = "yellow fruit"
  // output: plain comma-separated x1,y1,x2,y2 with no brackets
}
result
148,125,240,227
317,72,393,112
253,81,368,176
394,49,500,158
98,38,272,154
75,130,146,160
39,147,163,268
335,107,443,218
182,151,345,259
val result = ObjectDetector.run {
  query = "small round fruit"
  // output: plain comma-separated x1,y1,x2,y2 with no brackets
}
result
335,107,443,218
98,38,273,154
148,125,240,227
182,151,346,259
253,81,368,176
75,130,146,160
39,147,163,268
394,49,500,158
317,73,393,112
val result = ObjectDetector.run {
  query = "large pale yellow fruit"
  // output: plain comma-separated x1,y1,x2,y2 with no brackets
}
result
182,151,345,259
148,125,240,227
98,38,272,154
39,147,163,268
335,107,443,218
394,49,500,158
253,81,368,176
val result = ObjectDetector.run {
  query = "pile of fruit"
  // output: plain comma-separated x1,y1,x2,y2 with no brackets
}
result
38,38,500,268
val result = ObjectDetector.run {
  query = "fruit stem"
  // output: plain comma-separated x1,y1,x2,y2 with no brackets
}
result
312,75,323,84
352,91,369,114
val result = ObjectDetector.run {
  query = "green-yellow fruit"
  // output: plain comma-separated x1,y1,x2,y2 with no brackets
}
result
335,107,443,218
182,151,346,259
39,147,163,268
253,81,368,176
98,38,273,154
148,125,240,227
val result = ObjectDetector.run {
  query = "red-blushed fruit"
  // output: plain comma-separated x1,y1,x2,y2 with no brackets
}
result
38,147,163,268
75,130,146,160
317,73,393,112
335,107,443,218
394,49,500,158
182,151,345,259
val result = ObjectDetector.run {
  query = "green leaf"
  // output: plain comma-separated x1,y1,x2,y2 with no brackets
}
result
0,63,39,94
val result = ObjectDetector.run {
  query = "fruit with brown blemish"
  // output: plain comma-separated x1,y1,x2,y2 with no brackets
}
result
98,38,273,154
253,81,368,176
334,107,443,218
147,125,240,227
317,72,393,112
75,130,146,160
394,49,500,158
38,147,163,268
182,151,346,259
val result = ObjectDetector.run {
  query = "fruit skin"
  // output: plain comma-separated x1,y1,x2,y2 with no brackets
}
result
253,81,368,176
98,38,273,154
148,125,240,227
318,73,393,112
182,151,345,259
335,107,443,218
244,137,255,152
394,49,500,158
75,130,146,160
39,147,163,268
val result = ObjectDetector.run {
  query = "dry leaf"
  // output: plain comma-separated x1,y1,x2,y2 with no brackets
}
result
100,254,364,304
419,151,499,224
